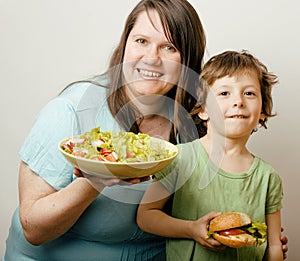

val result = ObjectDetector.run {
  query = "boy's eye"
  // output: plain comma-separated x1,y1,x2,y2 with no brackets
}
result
244,91,255,96
219,91,229,96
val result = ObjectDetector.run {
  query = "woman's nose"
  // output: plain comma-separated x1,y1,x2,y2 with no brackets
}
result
143,46,161,65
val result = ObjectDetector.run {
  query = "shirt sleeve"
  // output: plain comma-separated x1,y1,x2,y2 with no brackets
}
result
265,171,283,214
154,155,180,194
154,144,196,194
19,97,81,190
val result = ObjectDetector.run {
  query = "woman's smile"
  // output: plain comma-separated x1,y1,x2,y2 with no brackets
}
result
137,68,164,79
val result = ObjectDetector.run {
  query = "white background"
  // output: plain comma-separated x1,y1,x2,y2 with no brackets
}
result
1,0,299,259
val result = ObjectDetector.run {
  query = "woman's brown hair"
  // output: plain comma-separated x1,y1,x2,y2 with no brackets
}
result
106,0,206,143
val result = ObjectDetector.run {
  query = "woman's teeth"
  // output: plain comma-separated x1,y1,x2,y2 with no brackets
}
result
138,69,162,78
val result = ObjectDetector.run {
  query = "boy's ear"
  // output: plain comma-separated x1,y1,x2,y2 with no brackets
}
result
259,113,266,121
259,113,267,128
198,109,209,121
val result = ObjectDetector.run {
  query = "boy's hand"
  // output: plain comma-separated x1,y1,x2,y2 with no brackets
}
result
192,211,226,251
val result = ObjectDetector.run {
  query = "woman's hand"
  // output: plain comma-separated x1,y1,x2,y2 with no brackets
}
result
191,212,226,251
280,228,288,259
73,168,150,192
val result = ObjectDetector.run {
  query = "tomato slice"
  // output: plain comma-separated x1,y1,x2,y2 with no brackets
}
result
74,151,86,157
62,144,73,153
219,228,246,236
101,148,112,156
105,153,118,162
126,151,135,158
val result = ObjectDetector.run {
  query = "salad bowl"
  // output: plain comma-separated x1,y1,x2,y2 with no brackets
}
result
58,128,178,179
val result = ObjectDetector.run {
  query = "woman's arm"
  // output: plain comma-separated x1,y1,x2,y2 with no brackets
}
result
19,161,100,245
19,158,149,246
137,179,222,250
264,210,283,261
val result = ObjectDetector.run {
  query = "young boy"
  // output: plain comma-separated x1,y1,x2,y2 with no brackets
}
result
137,50,283,260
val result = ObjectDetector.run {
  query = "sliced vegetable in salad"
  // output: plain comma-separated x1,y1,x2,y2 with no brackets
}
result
61,127,175,163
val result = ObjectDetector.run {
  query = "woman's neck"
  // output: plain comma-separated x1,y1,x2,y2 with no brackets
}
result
138,114,171,141
133,96,168,116
124,88,172,140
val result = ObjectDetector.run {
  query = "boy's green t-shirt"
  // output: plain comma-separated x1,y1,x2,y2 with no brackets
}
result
155,139,283,261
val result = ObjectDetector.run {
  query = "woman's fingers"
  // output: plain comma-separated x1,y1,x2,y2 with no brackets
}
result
74,167,151,191
73,168,84,177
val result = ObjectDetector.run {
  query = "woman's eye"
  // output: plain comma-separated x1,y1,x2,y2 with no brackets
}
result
136,39,146,44
163,45,177,52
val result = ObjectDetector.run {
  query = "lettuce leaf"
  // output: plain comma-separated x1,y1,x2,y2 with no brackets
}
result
246,221,267,246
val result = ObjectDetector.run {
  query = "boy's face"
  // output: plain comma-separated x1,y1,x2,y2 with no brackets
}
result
204,72,265,139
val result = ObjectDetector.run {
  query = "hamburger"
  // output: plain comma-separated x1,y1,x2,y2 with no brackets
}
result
207,212,267,248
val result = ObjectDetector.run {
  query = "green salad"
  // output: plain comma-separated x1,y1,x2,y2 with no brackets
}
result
61,127,175,163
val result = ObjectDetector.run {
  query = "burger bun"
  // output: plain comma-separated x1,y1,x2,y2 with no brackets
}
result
213,232,256,248
209,212,257,248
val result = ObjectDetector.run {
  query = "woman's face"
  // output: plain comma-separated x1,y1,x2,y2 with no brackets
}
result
123,10,181,98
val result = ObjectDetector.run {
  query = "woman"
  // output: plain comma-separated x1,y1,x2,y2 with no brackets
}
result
3,0,288,260
3,1,209,260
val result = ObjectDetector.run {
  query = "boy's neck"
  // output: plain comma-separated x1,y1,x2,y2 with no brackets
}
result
199,134,254,174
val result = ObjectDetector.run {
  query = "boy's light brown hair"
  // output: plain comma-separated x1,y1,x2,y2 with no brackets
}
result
191,50,278,135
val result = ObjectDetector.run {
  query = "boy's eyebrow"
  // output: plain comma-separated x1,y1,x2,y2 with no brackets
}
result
212,84,261,91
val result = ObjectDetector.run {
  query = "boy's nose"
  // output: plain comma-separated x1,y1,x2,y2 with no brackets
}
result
233,98,244,108
233,102,244,108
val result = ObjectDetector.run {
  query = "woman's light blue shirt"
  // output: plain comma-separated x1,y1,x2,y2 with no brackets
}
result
3,77,165,261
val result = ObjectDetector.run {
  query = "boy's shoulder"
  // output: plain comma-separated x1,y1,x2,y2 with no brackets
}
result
253,154,279,176
176,139,208,167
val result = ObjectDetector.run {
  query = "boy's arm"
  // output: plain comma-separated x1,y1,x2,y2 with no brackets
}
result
137,179,222,250
264,210,283,261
